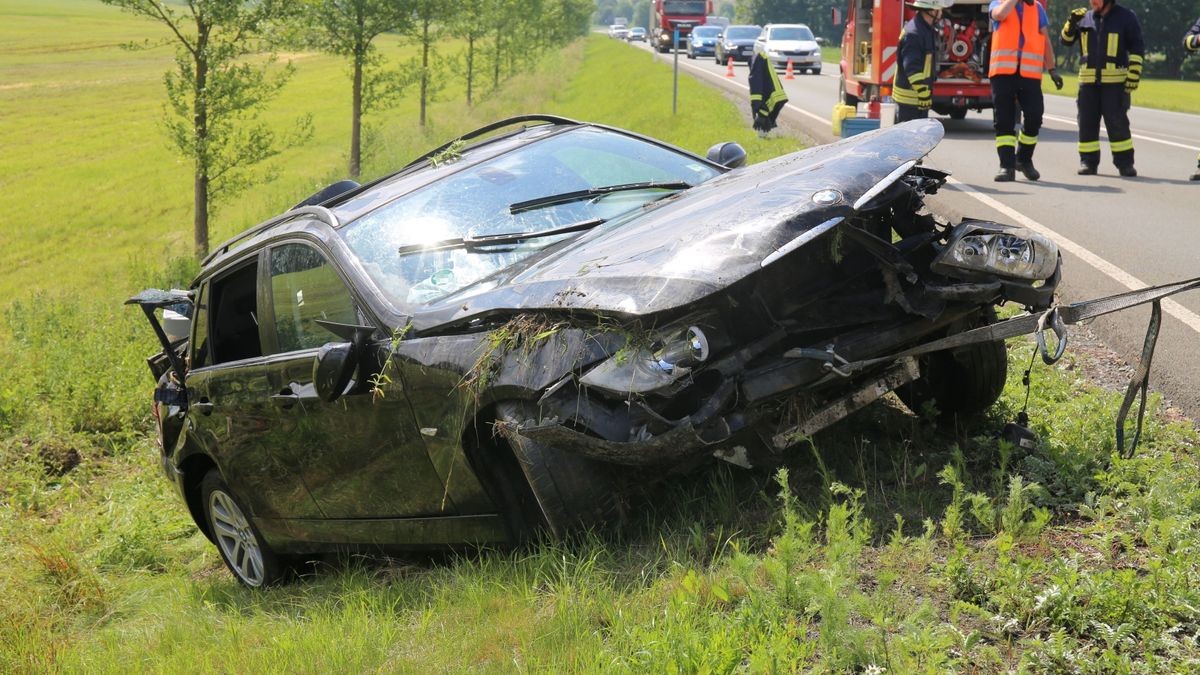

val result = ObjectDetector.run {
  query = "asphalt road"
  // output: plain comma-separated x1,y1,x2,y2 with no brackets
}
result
636,42,1200,416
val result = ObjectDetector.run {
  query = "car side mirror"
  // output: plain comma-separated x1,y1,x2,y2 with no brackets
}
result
706,142,747,169
313,321,377,402
816,37,825,45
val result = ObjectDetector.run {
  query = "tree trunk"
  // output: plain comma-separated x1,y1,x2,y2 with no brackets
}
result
420,16,430,127
467,35,474,106
193,35,210,259
351,51,363,177
494,25,502,88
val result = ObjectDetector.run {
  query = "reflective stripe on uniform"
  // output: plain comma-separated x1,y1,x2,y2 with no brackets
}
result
1107,33,1119,58
996,135,1017,149
1078,140,1102,153
1018,131,1038,146
1111,138,1134,152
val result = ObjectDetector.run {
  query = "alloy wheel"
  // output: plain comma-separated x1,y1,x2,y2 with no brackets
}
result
209,489,266,586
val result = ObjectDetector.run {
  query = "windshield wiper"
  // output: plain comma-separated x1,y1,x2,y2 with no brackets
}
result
395,218,605,256
508,181,692,214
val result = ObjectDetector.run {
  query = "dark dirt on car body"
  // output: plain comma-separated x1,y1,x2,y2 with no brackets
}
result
129,116,1061,586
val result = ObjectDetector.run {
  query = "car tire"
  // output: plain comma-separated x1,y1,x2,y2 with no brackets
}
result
200,470,287,587
896,310,1008,420
948,108,968,120
812,68,822,76
493,401,623,539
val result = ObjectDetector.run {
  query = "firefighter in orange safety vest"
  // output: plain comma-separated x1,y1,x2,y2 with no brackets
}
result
892,0,944,123
1061,0,1144,177
988,0,1063,182
1186,16,1200,181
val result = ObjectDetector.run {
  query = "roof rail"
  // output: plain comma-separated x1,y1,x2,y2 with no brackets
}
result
402,114,581,171
201,205,339,267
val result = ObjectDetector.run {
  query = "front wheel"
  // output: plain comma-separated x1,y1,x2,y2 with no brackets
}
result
201,470,287,587
492,401,623,539
896,310,1008,420
948,107,968,120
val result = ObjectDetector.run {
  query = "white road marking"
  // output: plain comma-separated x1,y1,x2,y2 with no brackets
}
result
946,177,1200,335
1043,113,1200,152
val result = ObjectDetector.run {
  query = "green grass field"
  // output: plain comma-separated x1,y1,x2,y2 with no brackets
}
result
5,3,1200,671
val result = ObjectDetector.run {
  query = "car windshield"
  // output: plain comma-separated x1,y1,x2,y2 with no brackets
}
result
692,26,721,38
340,127,721,308
725,26,760,40
770,26,814,41
631,28,645,34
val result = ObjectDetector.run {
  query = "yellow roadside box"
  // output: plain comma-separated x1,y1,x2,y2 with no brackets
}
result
831,104,856,136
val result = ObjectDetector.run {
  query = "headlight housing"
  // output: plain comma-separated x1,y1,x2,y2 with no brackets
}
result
579,323,713,396
932,221,1059,281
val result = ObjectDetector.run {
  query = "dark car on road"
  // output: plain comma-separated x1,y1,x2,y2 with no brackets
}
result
131,116,1061,586
715,24,762,64
687,25,722,59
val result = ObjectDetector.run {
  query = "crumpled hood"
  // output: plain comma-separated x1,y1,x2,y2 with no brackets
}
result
410,120,944,332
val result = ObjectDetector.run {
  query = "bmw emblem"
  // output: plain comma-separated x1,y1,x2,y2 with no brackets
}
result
812,189,843,205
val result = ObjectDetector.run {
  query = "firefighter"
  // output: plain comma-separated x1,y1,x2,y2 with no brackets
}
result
749,47,788,133
1186,16,1200,180
892,0,943,123
989,0,1063,182
1061,0,1144,177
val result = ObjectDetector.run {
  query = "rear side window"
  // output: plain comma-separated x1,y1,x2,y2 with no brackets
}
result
190,283,211,369
208,262,262,364
269,243,358,353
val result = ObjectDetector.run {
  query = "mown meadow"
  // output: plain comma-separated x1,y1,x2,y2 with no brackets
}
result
4,2,1200,671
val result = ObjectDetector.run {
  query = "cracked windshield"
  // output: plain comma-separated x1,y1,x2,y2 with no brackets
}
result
341,127,720,307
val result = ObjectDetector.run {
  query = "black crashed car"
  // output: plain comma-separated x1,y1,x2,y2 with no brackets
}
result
130,115,1061,586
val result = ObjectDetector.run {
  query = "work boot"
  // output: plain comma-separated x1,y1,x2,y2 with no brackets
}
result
1077,162,1098,175
1118,165,1138,177
1015,160,1041,181
994,167,1015,182
1190,167,1200,181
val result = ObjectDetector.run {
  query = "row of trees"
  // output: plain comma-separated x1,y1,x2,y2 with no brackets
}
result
100,0,592,259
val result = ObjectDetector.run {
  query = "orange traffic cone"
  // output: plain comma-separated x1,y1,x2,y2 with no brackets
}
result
785,58,795,80
725,56,735,77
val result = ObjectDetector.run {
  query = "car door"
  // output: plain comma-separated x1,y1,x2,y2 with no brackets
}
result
186,262,323,521
261,241,450,519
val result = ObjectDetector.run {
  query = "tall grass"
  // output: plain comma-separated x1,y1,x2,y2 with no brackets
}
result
4,4,1200,671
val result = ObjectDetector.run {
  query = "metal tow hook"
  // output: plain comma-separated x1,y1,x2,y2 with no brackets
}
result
1036,308,1068,365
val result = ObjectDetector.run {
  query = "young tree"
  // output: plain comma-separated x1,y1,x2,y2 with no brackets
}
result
447,4,490,106
101,0,308,259
402,0,454,127
304,0,412,177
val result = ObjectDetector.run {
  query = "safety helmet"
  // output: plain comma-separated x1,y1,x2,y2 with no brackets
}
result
907,0,944,9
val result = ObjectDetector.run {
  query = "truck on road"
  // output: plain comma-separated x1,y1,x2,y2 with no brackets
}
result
838,0,1020,119
652,0,713,53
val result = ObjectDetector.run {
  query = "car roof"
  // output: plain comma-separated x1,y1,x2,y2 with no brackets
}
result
765,23,811,30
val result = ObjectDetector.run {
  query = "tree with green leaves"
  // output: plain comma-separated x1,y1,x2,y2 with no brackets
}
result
100,0,309,259
402,0,454,127
447,3,490,106
303,0,412,177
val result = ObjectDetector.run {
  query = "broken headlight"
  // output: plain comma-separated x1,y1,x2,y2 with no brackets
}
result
933,221,1059,281
579,324,711,395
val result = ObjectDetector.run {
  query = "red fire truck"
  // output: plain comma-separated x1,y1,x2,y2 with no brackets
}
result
838,0,1026,119
652,0,713,53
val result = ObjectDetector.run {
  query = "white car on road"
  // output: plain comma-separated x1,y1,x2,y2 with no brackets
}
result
755,23,822,74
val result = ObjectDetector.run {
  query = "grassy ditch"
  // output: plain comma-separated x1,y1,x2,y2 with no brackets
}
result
3,8,1200,670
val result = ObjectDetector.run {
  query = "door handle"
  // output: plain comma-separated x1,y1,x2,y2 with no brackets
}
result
193,399,214,415
270,392,300,408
